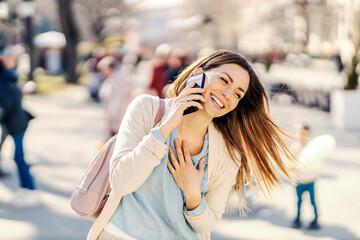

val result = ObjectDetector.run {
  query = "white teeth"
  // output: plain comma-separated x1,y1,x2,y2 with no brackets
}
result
211,95,224,108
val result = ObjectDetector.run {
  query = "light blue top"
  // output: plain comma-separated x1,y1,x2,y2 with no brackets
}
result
110,127,209,240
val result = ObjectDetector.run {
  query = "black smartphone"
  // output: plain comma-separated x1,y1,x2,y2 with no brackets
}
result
183,73,205,115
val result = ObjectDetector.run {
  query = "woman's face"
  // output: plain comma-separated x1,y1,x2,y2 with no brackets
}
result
201,63,250,118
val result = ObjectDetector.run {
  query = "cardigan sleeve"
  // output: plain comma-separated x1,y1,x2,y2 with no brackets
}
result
109,95,168,196
184,159,238,233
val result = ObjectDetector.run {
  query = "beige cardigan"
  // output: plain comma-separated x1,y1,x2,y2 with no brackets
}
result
87,95,240,240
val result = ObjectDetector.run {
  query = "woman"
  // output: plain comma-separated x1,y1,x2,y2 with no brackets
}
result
98,56,132,138
88,50,297,240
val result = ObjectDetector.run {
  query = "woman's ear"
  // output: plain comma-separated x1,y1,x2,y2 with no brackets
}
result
192,67,204,76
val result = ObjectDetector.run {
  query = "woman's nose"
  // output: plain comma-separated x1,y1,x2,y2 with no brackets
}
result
222,88,232,100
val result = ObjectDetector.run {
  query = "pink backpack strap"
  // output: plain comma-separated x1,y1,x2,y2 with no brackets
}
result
154,98,165,126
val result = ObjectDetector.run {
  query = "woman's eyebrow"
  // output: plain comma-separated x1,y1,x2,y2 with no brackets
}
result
221,72,245,93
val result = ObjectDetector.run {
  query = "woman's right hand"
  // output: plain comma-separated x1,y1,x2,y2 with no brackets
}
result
159,82,206,140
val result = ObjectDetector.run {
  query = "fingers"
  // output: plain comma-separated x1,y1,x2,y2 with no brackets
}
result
174,94,205,113
184,80,196,89
169,146,179,169
182,141,192,165
169,140,193,168
174,140,186,165
178,96,205,110
175,84,206,114
198,157,205,174
167,159,175,175
168,141,206,184
185,94,206,103
179,87,205,98
183,101,204,111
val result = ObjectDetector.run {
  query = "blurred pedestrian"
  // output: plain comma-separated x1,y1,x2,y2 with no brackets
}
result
87,50,298,240
147,43,171,98
290,124,335,230
85,47,107,102
0,58,39,207
0,124,9,177
166,55,182,84
98,56,132,139
290,124,319,229
166,48,189,84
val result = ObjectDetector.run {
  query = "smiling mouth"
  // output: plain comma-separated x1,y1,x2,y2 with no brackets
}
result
211,95,224,109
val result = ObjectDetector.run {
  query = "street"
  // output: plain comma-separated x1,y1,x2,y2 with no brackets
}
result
0,86,360,240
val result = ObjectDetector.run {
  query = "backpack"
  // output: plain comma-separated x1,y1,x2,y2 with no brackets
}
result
70,99,165,220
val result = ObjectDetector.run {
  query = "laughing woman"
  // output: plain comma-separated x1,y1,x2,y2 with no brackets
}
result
88,50,297,240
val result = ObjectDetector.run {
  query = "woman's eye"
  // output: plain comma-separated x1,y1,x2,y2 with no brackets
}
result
221,77,228,84
236,93,241,99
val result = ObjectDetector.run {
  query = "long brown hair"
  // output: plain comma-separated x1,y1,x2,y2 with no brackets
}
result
167,50,297,208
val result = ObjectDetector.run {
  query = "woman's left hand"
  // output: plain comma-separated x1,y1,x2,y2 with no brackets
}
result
167,139,205,210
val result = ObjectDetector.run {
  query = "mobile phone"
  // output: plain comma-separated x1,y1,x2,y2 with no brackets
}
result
183,73,205,115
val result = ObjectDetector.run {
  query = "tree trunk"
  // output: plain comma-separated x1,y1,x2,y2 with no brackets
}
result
24,16,35,81
346,49,359,90
58,0,79,84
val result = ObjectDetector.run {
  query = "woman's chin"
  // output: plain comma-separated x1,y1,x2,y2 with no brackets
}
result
202,107,222,118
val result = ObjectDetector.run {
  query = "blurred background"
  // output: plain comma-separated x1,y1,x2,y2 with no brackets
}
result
0,0,359,239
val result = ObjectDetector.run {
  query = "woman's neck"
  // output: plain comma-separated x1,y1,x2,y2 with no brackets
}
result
178,109,212,139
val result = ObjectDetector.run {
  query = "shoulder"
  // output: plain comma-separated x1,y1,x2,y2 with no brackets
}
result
130,94,159,111
131,94,174,112
132,94,158,103
126,94,161,123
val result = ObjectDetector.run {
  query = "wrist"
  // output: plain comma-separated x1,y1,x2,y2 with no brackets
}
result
184,192,202,211
159,122,175,141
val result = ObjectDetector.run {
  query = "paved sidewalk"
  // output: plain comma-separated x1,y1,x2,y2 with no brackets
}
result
0,86,359,240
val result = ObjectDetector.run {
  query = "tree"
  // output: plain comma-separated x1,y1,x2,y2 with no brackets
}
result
345,1,360,90
58,0,79,83
74,0,126,42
